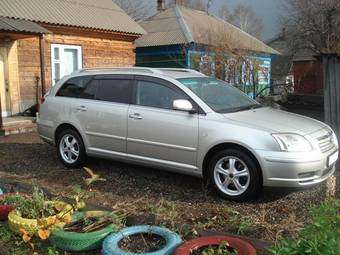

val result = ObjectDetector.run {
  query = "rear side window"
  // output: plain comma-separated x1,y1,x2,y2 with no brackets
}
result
57,76,93,98
95,79,132,104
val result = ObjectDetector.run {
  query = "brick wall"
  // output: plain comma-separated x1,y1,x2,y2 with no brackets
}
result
13,29,137,113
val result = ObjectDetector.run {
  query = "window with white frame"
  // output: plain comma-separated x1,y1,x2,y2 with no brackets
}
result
51,44,82,85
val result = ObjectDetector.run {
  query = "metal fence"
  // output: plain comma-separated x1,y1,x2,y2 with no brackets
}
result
323,54,340,138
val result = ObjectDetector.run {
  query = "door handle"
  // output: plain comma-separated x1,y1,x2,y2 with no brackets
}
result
129,113,143,120
76,105,87,112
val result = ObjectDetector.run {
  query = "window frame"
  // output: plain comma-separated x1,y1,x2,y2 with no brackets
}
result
133,75,203,114
51,44,83,86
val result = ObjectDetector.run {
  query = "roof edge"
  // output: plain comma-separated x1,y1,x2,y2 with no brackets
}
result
174,6,194,44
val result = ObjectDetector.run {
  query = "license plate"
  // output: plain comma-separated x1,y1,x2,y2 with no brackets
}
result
328,151,338,167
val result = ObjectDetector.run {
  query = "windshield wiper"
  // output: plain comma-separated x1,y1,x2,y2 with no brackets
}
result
217,104,262,113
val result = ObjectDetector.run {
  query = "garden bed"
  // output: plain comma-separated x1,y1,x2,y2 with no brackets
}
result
0,132,339,255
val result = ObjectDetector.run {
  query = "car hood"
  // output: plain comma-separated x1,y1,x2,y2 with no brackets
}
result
223,107,326,135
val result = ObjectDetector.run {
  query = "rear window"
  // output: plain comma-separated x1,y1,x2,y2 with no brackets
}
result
57,76,93,98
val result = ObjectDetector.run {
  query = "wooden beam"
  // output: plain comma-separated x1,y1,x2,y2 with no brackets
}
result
39,34,46,95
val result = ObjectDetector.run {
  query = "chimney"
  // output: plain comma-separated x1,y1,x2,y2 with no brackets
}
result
157,0,165,11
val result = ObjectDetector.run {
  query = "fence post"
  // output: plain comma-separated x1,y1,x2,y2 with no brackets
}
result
323,54,340,139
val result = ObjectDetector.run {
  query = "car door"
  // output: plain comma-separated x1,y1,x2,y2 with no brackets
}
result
58,75,133,154
127,76,199,170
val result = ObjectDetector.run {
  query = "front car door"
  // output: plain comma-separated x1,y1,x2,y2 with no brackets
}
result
127,76,199,171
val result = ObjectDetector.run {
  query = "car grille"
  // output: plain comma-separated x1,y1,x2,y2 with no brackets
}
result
317,131,336,153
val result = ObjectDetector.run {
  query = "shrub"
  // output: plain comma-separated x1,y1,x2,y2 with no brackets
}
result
269,199,340,255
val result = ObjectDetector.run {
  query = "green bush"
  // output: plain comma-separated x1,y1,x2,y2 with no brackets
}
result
269,199,340,255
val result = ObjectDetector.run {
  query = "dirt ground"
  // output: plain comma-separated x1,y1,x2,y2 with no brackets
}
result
0,132,339,243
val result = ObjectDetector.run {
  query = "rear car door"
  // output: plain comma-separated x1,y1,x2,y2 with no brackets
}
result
56,75,133,154
127,76,199,170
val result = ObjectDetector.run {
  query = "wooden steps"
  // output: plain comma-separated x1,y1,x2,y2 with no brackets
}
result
0,117,37,136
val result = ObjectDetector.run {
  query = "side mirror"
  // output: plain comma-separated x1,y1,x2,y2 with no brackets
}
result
173,99,196,113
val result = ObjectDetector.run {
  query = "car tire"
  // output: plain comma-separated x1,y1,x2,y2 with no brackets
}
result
57,129,86,168
208,149,262,201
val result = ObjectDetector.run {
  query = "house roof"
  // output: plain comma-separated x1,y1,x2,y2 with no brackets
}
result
0,17,49,34
136,6,279,55
0,0,146,35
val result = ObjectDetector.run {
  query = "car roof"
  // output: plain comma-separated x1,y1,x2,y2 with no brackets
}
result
72,67,206,79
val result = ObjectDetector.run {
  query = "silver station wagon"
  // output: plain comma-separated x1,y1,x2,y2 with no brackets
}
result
37,68,338,201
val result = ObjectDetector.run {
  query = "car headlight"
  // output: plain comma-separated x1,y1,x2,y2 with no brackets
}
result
272,133,313,152
332,132,339,148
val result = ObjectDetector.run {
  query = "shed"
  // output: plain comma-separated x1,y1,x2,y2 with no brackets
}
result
136,6,279,97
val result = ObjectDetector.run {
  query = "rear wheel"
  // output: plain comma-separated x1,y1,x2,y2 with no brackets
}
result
208,149,262,201
57,129,86,168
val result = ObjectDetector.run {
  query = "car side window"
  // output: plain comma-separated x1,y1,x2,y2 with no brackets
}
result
136,80,185,110
95,79,132,104
57,76,93,98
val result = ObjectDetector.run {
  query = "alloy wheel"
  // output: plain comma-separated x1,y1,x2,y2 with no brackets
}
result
213,156,250,196
59,134,80,164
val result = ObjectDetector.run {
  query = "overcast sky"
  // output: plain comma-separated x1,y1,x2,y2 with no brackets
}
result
210,0,283,40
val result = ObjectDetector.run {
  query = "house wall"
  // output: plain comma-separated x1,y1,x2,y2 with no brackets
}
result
13,32,136,114
136,45,187,68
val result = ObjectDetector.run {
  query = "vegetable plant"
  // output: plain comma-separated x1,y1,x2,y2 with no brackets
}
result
200,241,238,255
0,194,25,206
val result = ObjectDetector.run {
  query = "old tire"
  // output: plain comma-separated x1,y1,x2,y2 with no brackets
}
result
172,236,257,255
57,129,86,168
50,211,117,252
208,149,262,201
102,225,182,255
8,201,72,235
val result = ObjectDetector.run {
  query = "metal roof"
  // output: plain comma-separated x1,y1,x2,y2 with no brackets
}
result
136,6,280,55
0,17,49,34
0,0,146,35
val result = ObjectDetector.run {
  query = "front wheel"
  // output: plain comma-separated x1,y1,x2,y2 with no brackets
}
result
57,129,86,168
208,149,262,201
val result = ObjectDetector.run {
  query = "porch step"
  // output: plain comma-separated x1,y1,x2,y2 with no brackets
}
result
0,117,37,136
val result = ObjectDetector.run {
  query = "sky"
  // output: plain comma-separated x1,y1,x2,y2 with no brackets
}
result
210,0,284,40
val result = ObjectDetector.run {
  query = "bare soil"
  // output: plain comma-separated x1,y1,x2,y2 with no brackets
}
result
0,132,339,243
119,233,166,253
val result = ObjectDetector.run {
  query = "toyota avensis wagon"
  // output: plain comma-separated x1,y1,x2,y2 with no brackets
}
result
37,68,338,201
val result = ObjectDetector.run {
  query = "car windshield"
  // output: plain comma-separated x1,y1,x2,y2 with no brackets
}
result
178,77,262,113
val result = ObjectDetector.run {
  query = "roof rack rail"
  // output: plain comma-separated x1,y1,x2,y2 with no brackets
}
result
158,68,204,75
77,67,165,74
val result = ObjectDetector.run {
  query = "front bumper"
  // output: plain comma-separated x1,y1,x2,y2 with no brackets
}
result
256,149,338,188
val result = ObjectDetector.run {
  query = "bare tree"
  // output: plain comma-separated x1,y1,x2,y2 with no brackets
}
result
218,5,232,22
226,4,264,39
166,0,210,12
113,0,154,21
281,0,340,54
